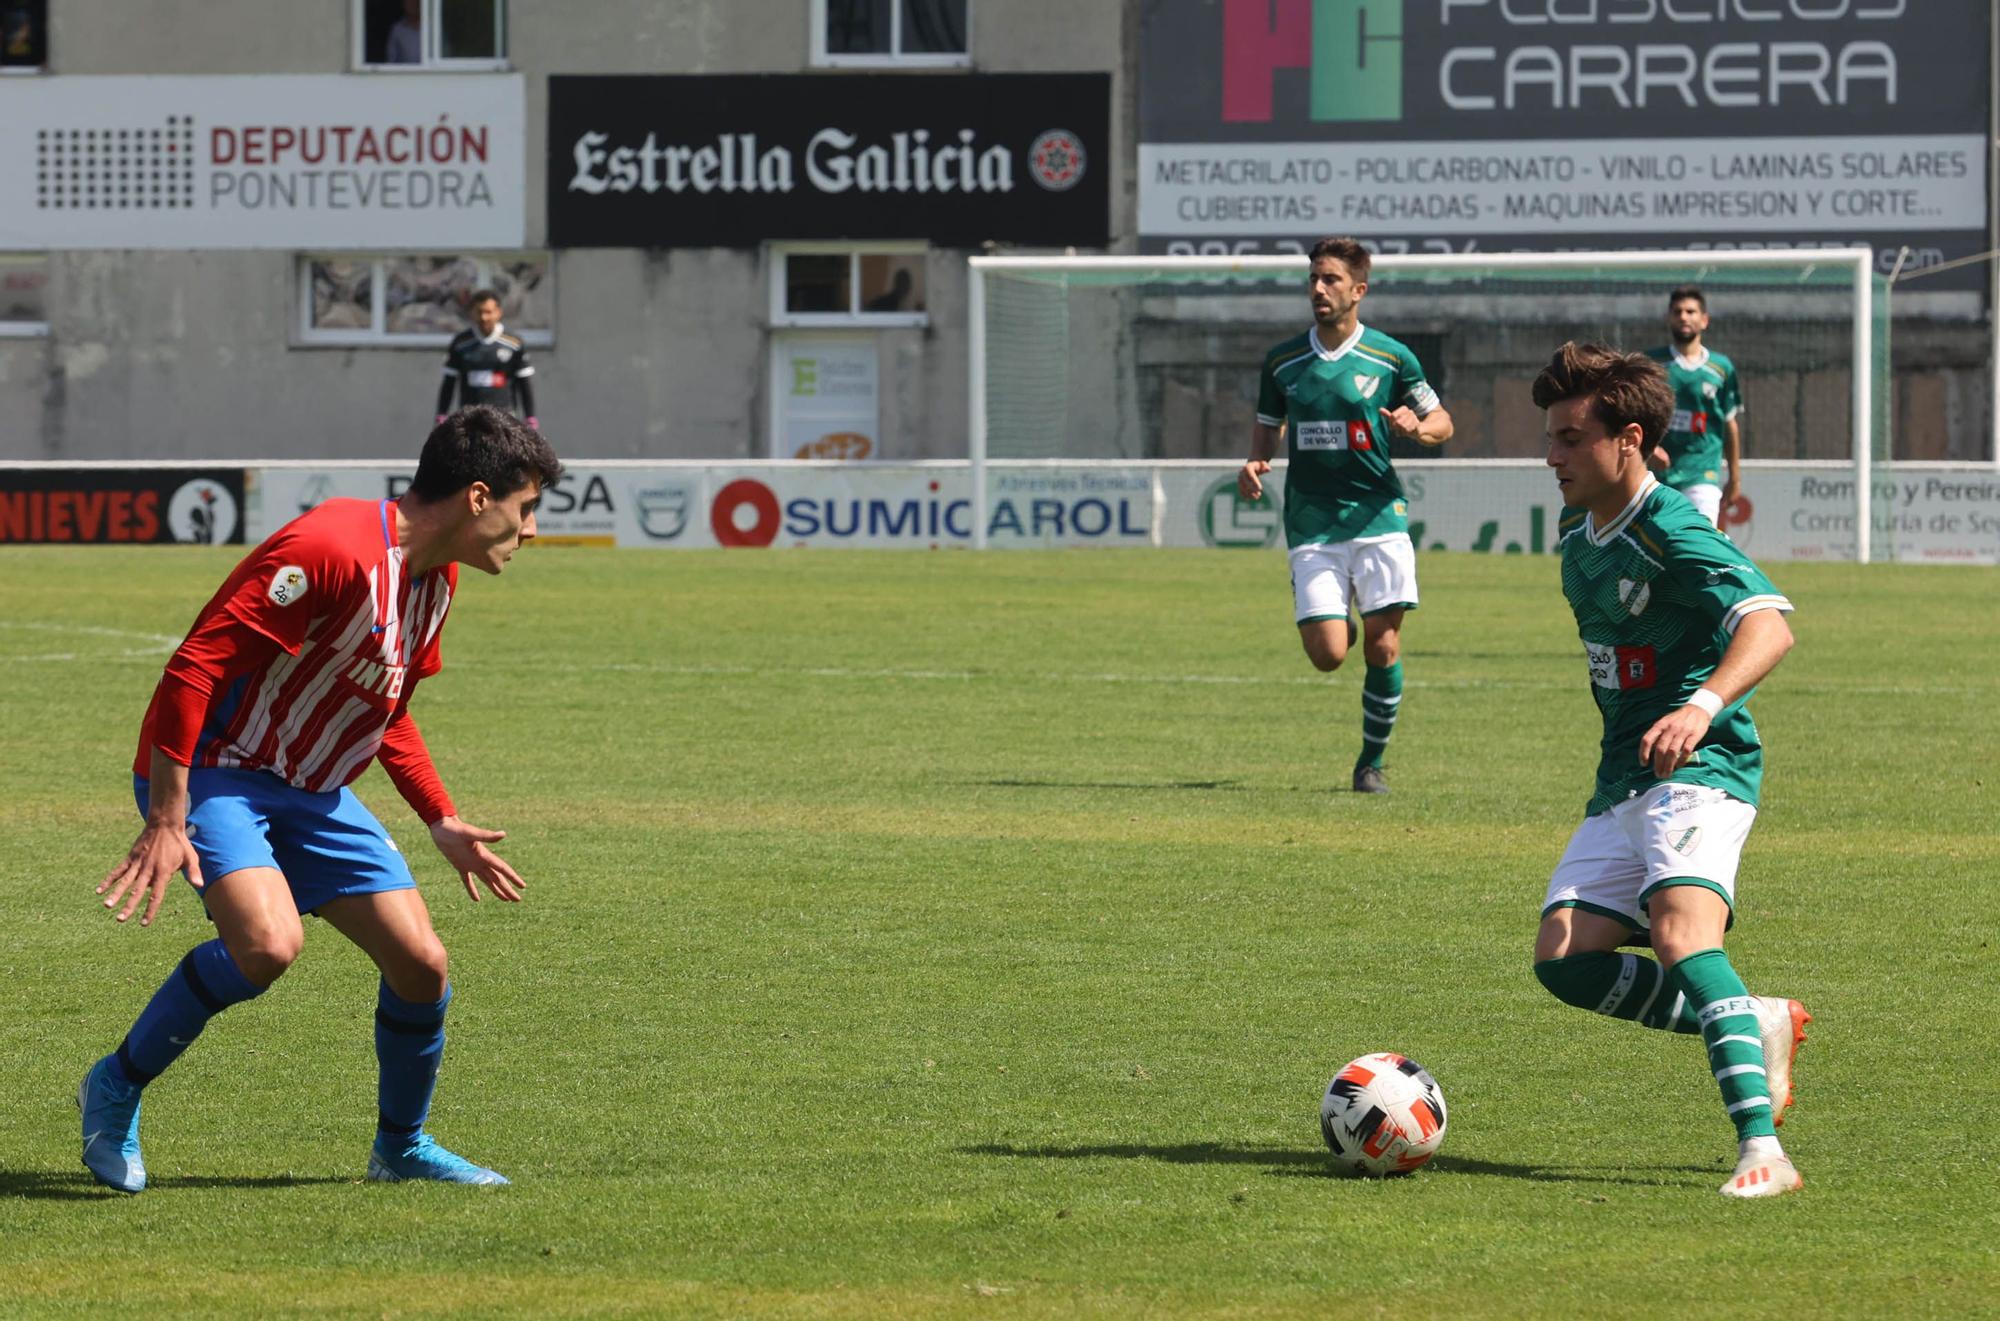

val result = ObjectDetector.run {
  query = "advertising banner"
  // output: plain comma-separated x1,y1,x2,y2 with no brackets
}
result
249,462,2000,563
0,467,245,544
1175,462,2000,563
0,76,525,249
773,337,879,460
1138,1,1990,282
548,74,1109,247
251,464,1155,550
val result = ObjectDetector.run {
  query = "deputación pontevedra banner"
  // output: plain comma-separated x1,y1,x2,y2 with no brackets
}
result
548,74,1110,248
0,76,525,250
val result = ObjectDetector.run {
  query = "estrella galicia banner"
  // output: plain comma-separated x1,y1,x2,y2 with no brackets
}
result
0,468,245,544
1139,0,1989,281
549,74,1109,247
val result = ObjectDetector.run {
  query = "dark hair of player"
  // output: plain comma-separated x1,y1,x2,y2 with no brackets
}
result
469,288,502,310
1530,342,1674,460
410,405,563,502
1667,285,1707,312
1307,236,1372,284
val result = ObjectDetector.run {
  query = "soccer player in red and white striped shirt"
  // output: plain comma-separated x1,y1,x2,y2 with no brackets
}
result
81,406,562,1193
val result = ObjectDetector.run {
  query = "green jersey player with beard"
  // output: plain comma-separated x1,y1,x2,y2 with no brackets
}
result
1530,342,1811,1200
1238,237,1453,794
1645,285,1743,529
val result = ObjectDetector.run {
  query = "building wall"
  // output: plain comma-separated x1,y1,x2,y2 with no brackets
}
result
1,1,1133,462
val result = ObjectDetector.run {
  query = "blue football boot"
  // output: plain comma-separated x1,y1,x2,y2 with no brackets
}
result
367,1133,509,1185
78,1056,146,1194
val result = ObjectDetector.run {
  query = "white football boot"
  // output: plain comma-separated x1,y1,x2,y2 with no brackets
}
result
1754,997,1812,1127
1721,1143,1802,1199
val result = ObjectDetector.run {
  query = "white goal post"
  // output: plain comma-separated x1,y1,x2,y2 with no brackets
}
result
967,247,1880,560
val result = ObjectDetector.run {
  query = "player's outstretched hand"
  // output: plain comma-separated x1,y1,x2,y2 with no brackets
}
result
1238,459,1271,501
429,815,527,903
97,823,205,928
1638,705,1712,779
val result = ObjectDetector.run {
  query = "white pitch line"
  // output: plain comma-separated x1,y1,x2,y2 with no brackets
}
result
7,623,1986,699
459,657,1991,699
0,621,184,664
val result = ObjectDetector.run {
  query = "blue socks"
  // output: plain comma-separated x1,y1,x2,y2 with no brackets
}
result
113,939,264,1087
376,981,451,1140
110,946,455,1144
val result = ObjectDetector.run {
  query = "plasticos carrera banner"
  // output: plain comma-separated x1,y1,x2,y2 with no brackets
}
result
246,461,2000,563
0,467,245,544
1138,0,1990,283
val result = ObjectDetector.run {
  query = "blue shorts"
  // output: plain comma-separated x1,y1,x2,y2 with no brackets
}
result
133,767,416,915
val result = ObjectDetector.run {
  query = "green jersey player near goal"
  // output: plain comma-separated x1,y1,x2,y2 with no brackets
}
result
1645,286,1743,529
1238,237,1453,794
1531,342,1810,1200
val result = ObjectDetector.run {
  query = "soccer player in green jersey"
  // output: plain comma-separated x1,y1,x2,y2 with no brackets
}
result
1645,287,1743,528
1530,342,1810,1199
1238,237,1453,794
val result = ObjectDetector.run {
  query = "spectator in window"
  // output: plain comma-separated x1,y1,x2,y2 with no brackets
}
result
385,0,423,64
865,270,914,314
436,290,538,432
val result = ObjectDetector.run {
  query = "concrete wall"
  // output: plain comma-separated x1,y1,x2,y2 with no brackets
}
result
1,0,1135,462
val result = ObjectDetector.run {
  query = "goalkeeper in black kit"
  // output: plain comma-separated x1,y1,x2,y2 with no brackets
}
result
437,289,538,430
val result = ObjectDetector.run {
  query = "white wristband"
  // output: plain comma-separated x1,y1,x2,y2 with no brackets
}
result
1685,688,1725,718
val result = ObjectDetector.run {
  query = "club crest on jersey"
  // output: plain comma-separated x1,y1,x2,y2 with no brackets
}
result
267,565,309,607
1669,825,1703,856
1617,577,1652,616
1352,373,1381,399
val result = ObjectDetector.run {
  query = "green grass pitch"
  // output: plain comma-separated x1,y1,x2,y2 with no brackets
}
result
1,546,1994,1318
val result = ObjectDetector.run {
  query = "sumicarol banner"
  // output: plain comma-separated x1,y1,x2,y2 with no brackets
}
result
1139,1,1989,282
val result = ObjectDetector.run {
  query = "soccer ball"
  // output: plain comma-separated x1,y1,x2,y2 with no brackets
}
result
1319,1052,1448,1177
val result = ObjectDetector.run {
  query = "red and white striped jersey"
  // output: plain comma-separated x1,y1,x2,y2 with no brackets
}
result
137,498,457,793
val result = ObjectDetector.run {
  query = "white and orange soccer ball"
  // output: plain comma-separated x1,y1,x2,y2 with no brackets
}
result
1319,1052,1449,1177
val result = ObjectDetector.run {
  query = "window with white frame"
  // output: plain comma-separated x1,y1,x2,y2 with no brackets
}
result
356,0,506,69
772,246,928,328
813,0,968,67
1,0,47,71
0,253,49,335
299,253,550,346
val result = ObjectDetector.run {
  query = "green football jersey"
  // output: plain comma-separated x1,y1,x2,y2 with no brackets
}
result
1644,345,1742,491
1557,478,1793,817
1256,324,1440,547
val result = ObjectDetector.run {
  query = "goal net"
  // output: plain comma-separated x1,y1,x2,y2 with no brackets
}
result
968,250,1889,560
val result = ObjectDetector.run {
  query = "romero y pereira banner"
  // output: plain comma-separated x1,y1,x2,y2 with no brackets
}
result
0,76,524,249
1138,1,1989,281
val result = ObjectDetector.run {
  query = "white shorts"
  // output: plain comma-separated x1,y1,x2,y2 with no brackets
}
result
1542,782,1757,930
1680,483,1724,527
1289,533,1419,624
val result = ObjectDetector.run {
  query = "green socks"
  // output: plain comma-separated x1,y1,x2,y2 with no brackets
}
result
1533,951,1703,1034
1355,660,1402,772
1672,947,1777,1140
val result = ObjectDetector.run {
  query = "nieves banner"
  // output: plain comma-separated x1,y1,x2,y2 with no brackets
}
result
0,76,525,249
548,74,1110,247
